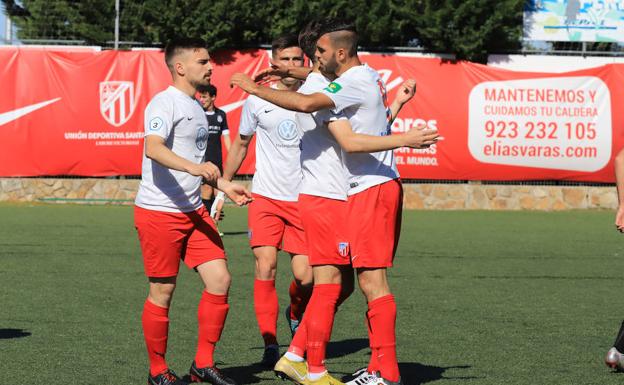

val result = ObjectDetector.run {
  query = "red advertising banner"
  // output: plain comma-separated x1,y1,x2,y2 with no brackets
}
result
1,46,622,182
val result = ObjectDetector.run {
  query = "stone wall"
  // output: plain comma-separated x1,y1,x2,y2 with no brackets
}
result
0,178,617,210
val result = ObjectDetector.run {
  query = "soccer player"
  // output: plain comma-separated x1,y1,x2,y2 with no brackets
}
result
197,84,231,220
134,38,252,385
222,33,312,367
605,147,624,370
231,20,439,385
242,21,439,385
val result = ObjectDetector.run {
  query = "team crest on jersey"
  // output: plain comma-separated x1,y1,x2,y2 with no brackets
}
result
196,127,208,150
277,119,298,141
99,81,136,127
217,115,223,123
338,242,350,257
324,82,342,94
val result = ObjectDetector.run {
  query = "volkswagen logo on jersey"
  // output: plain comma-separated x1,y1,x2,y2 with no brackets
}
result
277,119,298,141
196,127,208,150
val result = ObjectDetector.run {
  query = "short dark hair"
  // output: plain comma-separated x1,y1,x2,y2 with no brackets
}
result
298,20,323,61
319,19,358,57
197,84,217,96
164,37,207,72
271,33,300,52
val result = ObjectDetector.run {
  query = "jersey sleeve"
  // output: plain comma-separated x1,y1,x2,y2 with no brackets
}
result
319,75,365,114
238,98,258,136
220,110,230,136
144,95,173,139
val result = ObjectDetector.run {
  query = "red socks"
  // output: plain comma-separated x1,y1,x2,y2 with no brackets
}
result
254,279,279,346
367,295,399,382
142,300,170,376
305,284,341,373
195,291,229,368
289,279,312,321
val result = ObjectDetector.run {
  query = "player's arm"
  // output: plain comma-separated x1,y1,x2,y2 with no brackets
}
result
145,135,220,183
614,148,624,232
327,118,439,153
222,132,231,152
221,112,231,152
388,79,416,123
230,73,334,113
214,177,253,206
222,134,253,181
254,60,313,82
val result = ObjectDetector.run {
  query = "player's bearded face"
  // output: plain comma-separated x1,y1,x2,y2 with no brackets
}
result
315,34,338,75
186,48,213,88
273,47,304,86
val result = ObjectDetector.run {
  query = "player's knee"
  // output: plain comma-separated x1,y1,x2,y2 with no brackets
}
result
149,284,176,307
213,270,232,292
292,265,313,286
357,275,378,297
255,256,277,278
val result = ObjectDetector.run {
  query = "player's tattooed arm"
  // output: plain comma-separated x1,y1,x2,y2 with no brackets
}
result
389,79,416,123
230,73,333,113
145,135,220,183
614,148,624,232
222,134,253,181
327,119,439,153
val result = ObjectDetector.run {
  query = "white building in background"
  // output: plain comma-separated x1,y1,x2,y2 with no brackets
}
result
488,54,624,73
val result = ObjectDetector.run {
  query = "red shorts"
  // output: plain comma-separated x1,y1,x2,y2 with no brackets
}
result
248,194,307,255
346,179,403,268
134,205,225,277
298,194,351,266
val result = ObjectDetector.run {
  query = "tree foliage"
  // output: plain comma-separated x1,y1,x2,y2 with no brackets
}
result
2,0,524,63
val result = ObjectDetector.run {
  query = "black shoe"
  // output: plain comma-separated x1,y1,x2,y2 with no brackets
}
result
148,369,188,385
190,361,237,385
260,344,280,368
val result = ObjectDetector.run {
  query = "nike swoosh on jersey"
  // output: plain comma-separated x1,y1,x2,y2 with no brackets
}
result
264,109,274,113
0,98,62,127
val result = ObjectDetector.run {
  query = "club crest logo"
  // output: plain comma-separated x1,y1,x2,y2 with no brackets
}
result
100,81,136,127
196,127,208,150
277,119,298,141
338,242,350,257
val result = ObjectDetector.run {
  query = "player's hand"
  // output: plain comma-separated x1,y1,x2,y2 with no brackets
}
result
211,191,226,221
230,73,259,94
394,79,416,105
403,123,439,149
615,205,624,233
254,59,289,83
222,181,253,206
189,162,221,184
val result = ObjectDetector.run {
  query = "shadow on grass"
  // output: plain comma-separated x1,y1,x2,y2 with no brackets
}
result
0,328,31,339
188,362,265,384
398,363,476,384
327,338,369,358
222,231,249,236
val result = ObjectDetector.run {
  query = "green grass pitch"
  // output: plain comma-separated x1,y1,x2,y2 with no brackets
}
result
1,202,624,385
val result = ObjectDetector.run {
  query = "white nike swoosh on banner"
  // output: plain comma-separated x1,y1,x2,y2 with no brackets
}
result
220,99,246,113
0,98,62,126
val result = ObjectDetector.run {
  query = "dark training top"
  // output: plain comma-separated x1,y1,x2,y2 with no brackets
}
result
203,107,229,171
